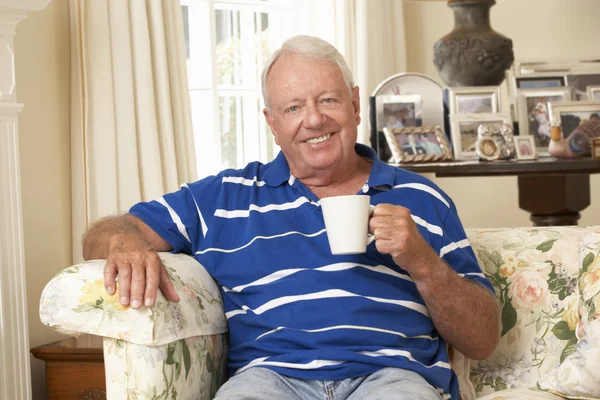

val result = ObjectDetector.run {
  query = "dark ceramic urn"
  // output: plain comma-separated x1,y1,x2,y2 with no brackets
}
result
433,0,514,87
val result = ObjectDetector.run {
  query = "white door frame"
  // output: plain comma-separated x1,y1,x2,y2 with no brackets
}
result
0,1,53,399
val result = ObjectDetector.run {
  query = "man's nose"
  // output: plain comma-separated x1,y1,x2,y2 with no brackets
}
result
303,104,327,129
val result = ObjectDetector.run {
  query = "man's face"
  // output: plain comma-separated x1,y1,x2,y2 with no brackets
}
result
263,54,360,179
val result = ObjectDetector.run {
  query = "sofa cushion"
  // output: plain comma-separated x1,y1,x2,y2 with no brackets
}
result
465,226,600,397
40,253,227,346
537,318,600,399
577,232,600,338
536,232,600,399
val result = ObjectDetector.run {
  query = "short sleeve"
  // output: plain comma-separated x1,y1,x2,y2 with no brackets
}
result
129,185,207,255
437,205,495,295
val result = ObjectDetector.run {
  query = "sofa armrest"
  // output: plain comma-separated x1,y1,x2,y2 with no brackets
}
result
40,253,227,345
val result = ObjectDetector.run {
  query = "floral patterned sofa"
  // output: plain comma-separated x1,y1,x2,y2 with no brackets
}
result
40,226,600,400
40,253,228,399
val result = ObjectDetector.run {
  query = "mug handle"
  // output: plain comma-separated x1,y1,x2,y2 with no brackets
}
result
368,205,375,245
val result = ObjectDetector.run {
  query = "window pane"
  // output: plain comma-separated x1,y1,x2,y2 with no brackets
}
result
219,94,274,169
215,10,241,86
219,96,241,169
190,89,221,178
185,2,212,89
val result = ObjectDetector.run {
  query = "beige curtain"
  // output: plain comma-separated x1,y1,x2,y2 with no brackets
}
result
333,0,408,144
70,0,197,262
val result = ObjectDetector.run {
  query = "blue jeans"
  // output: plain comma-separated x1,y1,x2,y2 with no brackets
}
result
214,367,444,399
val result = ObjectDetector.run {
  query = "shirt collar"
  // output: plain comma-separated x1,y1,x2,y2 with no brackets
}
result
356,144,397,190
262,144,397,189
263,150,294,187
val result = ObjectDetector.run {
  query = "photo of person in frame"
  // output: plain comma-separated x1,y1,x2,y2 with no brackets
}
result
526,97,562,147
516,138,533,156
416,133,443,155
383,102,421,129
398,134,426,155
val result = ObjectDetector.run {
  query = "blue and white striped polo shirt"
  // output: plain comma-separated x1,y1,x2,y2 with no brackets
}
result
129,144,493,400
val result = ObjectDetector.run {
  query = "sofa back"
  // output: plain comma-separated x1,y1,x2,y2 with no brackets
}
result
464,226,600,397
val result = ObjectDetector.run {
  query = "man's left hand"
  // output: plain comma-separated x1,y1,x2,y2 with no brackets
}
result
369,204,441,281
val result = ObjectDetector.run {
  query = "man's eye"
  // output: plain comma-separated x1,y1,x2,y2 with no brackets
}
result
323,98,335,103
286,105,299,113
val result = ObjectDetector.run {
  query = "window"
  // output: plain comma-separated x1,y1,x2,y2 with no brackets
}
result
181,0,340,177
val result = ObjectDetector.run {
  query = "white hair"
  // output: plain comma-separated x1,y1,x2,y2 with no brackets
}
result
261,35,355,110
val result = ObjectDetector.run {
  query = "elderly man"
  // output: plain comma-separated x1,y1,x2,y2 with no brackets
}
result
83,35,499,399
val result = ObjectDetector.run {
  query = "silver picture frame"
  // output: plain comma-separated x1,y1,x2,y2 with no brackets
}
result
447,86,501,114
549,101,600,138
513,136,537,160
449,113,512,161
587,85,600,101
516,87,571,155
565,69,600,100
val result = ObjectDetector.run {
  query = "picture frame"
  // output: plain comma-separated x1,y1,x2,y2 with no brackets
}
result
566,71,600,100
549,101,600,138
474,137,501,161
592,137,600,160
375,94,423,131
447,86,501,114
514,136,537,160
515,75,567,90
587,85,600,101
516,87,571,154
369,73,445,162
382,126,452,164
450,113,512,160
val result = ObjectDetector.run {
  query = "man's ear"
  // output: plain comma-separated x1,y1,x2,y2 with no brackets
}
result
263,108,279,145
352,86,361,126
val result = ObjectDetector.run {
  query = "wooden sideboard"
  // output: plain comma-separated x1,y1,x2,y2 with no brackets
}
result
396,157,600,226
31,335,106,400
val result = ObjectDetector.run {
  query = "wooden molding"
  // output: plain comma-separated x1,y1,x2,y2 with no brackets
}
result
0,2,53,399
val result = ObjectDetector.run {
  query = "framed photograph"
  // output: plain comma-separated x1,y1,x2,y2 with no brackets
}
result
516,87,571,153
448,86,501,114
592,137,600,160
515,75,566,89
587,85,600,101
474,137,501,161
566,72,600,100
370,74,445,162
375,94,422,131
549,101,600,138
514,136,537,160
450,113,512,160
382,126,452,163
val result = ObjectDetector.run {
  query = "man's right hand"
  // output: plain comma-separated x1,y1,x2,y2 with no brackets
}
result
104,233,180,309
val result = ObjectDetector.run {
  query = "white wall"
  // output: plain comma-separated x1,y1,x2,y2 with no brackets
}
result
403,0,600,228
15,0,71,398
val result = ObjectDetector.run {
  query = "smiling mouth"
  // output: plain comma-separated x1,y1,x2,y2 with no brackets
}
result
305,133,332,144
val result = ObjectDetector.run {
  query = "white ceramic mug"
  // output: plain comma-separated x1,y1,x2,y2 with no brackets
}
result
320,195,375,255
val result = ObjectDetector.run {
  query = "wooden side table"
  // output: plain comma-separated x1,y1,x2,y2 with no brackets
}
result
397,157,600,226
31,335,106,400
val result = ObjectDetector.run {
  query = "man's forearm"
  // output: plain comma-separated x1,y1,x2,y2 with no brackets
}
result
82,215,145,260
415,260,500,360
